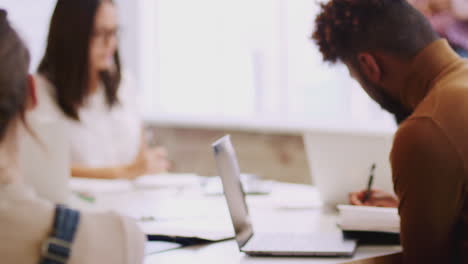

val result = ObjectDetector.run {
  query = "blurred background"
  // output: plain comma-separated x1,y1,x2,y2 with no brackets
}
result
0,0,395,184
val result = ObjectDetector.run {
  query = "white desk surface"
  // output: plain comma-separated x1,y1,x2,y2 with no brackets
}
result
69,175,401,264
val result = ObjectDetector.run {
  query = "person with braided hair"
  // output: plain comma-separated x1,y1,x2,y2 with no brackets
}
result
313,0,467,263
0,10,145,264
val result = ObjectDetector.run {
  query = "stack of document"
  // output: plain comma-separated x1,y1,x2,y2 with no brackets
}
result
337,205,400,234
140,218,235,245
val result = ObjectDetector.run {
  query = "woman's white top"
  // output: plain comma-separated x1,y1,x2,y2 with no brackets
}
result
0,183,145,263
30,73,142,168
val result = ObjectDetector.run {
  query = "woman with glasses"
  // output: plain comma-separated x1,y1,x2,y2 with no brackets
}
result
31,0,170,179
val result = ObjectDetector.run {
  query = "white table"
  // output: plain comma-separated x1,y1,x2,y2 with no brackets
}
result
143,206,401,264
69,176,401,264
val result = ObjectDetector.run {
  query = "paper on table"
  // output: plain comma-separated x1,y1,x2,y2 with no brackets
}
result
69,174,201,194
139,218,235,242
69,178,132,194
337,205,400,233
134,174,200,189
145,241,182,255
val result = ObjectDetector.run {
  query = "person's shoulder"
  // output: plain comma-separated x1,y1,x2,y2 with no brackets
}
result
414,66,468,142
33,73,54,93
0,184,55,263
409,63,468,128
32,74,52,100
72,211,145,263
393,117,445,149
391,116,463,173
29,73,65,121
391,116,462,184
391,117,454,167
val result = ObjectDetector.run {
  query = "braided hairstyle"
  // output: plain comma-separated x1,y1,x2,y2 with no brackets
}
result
0,10,30,142
312,0,438,64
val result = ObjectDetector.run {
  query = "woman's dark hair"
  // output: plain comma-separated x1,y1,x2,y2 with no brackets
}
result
0,10,31,142
38,0,121,121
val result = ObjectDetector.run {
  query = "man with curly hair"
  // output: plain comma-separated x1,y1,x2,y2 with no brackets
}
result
313,0,467,263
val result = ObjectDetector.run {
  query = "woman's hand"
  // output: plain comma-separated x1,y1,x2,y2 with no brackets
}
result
144,146,171,174
72,146,171,180
126,145,171,179
349,189,399,208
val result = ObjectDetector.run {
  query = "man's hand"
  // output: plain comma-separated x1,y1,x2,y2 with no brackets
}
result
349,189,399,208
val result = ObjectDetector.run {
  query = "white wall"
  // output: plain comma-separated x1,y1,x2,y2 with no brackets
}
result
0,0,56,71
0,0,138,75
114,0,141,88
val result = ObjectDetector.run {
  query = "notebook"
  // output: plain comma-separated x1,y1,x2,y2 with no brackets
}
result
140,218,235,245
337,205,400,244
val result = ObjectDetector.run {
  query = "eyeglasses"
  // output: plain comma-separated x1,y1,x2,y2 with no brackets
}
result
91,27,120,44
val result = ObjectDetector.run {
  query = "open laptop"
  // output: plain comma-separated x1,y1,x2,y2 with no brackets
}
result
303,128,396,207
212,135,357,257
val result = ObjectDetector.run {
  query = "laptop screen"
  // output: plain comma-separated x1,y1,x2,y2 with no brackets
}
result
212,135,253,248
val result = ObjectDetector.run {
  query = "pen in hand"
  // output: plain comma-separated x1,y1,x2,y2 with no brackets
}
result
362,163,376,204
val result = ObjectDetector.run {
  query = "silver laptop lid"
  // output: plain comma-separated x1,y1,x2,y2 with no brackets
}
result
212,135,253,248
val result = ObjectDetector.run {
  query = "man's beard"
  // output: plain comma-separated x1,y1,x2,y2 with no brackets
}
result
359,75,412,125
370,84,411,124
